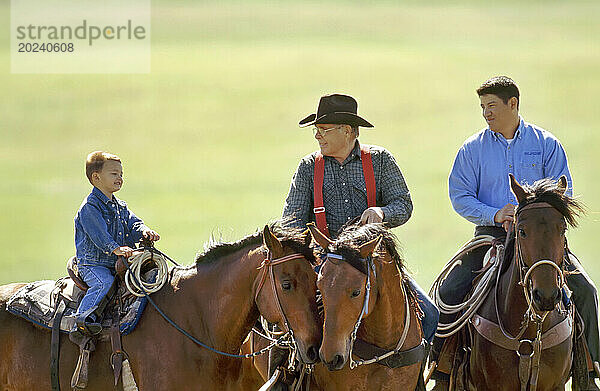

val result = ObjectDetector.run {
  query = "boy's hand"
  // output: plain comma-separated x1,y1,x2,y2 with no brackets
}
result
113,246,135,258
143,229,160,242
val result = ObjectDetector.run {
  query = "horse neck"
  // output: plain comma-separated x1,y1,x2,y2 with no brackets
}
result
170,245,264,353
358,259,408,349
497,252,530,334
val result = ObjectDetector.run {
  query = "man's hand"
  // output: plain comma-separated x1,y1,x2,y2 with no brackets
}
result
113,246,134,258
359,207,385,225
143,229,160,242
494,203,516,231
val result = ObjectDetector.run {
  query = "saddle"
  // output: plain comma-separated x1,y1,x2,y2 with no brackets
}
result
7,256,157,391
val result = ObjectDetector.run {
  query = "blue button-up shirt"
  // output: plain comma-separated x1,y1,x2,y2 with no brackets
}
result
75,187,148,267
449,117,572,227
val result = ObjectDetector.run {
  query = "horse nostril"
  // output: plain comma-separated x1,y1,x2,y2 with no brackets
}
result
306,346,318,363
332,354,344,369
532,288,542,304
552,288,561,304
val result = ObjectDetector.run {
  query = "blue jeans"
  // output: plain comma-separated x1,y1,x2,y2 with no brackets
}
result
408,277,439,344
75,265,116,321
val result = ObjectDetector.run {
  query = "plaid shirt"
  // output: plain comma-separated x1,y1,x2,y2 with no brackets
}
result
283,142,413,237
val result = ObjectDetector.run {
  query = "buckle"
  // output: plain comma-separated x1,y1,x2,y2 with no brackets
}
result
313,207,325,214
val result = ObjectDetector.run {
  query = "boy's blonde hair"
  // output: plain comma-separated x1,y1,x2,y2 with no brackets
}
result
85,151,121,185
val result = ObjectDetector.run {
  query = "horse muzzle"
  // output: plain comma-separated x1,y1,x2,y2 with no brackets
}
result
296,342,320,364
532,286,561,312
320,350,347,371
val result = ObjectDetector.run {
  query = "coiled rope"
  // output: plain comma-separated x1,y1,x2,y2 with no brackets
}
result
430,235,500,338
124,249,170,297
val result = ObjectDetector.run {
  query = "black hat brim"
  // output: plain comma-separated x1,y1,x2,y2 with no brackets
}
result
299,112,374,128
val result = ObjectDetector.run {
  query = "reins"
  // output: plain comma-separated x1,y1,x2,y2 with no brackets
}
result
123,247,305,359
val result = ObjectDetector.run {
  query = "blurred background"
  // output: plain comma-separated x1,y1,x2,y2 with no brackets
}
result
1,0,599,292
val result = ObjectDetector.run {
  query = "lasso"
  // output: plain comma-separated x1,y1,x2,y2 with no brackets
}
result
124,249,170,297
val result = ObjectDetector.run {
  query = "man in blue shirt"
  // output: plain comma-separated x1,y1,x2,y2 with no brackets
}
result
432,76,599,389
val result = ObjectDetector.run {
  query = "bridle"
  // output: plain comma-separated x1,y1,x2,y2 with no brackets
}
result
255,251,310,359
320,252,412,369
124,248,309,360
495,202,569,339
255,251,309,332
493,201,572,391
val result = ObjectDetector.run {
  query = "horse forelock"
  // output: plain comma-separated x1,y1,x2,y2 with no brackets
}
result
326,223,406,275
516,178,584,228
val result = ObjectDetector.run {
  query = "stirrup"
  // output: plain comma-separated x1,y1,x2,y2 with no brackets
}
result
76,318,103,335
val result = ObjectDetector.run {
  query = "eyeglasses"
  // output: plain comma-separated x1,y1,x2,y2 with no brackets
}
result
311,125,345,137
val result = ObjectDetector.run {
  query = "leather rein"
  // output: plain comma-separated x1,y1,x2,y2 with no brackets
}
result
125,249,307,359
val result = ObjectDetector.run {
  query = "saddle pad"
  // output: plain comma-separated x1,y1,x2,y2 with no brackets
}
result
6,272,156,335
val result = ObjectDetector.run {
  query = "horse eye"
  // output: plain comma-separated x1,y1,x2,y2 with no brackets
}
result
281,281,292,291
519,228,527,238
351,289,361,298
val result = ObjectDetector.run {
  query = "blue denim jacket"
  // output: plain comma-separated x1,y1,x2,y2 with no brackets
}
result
75,187,148,267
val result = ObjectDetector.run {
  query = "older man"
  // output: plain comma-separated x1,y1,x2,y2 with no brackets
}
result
283,93,413,237
274,94,438,387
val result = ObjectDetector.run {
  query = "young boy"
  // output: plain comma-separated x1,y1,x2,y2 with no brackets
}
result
72,151,159,336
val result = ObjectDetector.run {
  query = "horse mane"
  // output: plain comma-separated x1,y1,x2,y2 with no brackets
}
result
327,222,406,276
516,178,585,228
195,221,316,265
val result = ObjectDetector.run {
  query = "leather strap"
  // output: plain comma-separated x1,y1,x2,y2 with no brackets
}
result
51,298,67,391
360,145,376,208
313,153,329,237
470,312,573,351
110,306,123,386
518,343,532,391
352,339,426,369
313,145,376,238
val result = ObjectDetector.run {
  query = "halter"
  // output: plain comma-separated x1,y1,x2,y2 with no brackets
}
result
514,202,568,322
493,201,572,391
255,251,309,364
321,252,413,369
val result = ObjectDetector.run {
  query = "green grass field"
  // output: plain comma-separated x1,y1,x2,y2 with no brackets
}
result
1,0,599,295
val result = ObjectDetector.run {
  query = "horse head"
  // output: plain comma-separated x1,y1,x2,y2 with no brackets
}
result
308,222,388,371
253,225,322,364
510,174,583,313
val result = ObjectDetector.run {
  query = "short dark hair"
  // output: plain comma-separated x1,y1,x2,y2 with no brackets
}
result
351,125,359,138
476,76,520,109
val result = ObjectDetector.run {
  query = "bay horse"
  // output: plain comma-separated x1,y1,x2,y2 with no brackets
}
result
467,175,584,390
0,224,322,390
307,222,426,391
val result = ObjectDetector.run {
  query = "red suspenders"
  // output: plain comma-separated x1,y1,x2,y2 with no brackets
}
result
313,145,376,237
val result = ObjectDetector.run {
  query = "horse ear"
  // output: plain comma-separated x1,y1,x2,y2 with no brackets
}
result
302,228,312,248
557,175,568,195
359,235,382,259
307,222,332,251
509,174,527,204
263,225,284,257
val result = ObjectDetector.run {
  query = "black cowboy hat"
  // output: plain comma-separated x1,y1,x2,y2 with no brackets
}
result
299,94,374,128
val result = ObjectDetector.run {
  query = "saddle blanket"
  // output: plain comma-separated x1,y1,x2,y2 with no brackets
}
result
5,274,154,335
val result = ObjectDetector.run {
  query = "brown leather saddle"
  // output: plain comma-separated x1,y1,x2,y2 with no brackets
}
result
67,256,131,291
57,256,133,391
